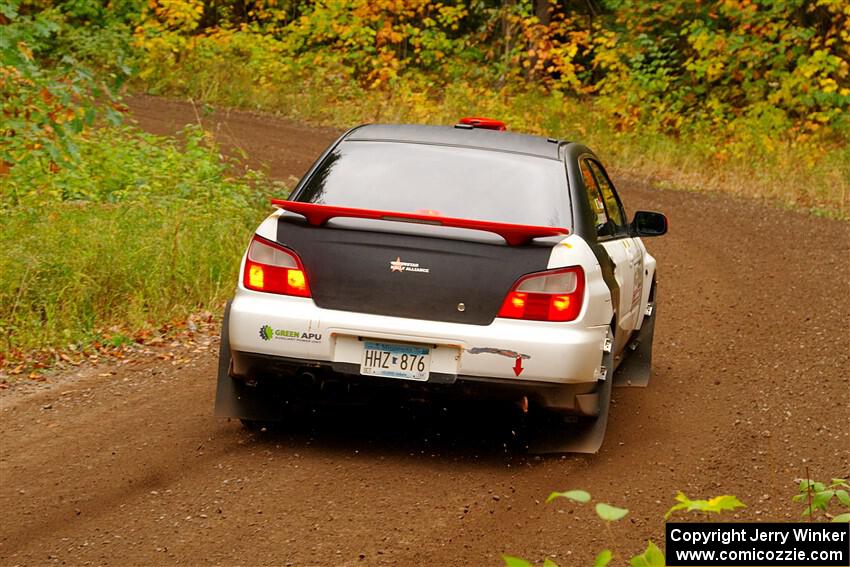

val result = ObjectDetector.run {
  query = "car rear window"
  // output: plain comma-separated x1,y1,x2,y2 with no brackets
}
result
295,141,571,228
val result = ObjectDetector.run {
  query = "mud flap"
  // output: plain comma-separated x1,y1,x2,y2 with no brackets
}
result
214,301,283,421
527,350,614,454
613,300,656,388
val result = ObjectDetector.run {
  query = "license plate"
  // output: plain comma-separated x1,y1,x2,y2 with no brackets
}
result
360,341,431,381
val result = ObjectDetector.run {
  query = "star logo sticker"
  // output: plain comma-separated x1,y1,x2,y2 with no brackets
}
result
388,256,430,274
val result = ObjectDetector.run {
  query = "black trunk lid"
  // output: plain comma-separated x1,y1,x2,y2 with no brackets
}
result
276,218,555,325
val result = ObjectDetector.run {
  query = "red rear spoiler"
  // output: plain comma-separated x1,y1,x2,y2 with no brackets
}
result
271,200,568,246
458,116,507,131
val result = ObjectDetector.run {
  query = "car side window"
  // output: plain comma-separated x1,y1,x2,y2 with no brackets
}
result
587,160,628,236
579,159,612,238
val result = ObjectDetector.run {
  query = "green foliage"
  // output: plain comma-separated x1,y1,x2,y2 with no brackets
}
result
595,549,613,567
0,1,128,168
596,0,849,145
14,0,850,138
282,0,469,86
502,556,534,567
104,332,134,348
665,492,746,520
509,477,847,565
502,556,559,567
546,489,590,504
630,541,665,567
121,3,847,217
10,0,847,216
793,478,850,522
595,502,629,522
0,125,279,357
125,0,849,144
134,0,850,133
505,489,746,566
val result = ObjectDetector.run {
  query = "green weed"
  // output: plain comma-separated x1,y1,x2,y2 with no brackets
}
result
0,125,283,358
505,490,745,566
793,477,850,523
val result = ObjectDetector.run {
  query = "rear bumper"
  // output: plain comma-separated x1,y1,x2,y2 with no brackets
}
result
228,288,608,386
227,349,601,414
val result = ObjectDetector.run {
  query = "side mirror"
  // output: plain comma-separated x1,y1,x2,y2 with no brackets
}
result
631,211,667,237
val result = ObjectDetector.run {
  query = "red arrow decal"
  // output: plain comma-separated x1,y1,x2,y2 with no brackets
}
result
513,356,524,376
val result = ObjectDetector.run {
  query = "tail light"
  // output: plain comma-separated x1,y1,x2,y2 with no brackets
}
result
242,235,311,297
497,266,585,322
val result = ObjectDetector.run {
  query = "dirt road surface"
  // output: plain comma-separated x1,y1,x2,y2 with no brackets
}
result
2,95,848,567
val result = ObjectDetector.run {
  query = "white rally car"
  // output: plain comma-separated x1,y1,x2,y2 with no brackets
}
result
215,118,667,453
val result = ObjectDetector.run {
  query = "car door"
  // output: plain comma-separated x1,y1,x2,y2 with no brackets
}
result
579,158,643,335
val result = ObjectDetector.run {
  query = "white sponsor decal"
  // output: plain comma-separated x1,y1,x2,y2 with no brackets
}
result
389,256,430,274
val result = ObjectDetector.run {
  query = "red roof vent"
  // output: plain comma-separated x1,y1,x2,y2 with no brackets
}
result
458,116,507,131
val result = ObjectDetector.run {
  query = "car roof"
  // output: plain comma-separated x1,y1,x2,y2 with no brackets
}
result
344,124,562,160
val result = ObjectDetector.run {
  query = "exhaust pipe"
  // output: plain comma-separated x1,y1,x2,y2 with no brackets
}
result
517,395,529,414
295,370,317,392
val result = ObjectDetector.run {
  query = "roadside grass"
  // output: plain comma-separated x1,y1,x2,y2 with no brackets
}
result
0,125,283,365
141,48,849,220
